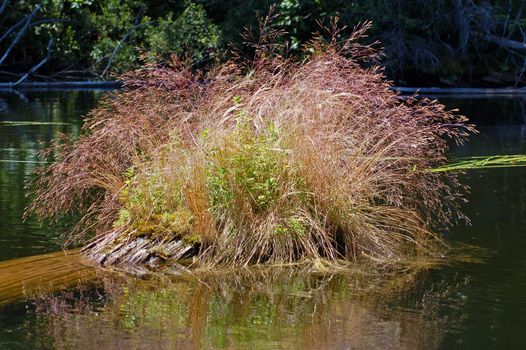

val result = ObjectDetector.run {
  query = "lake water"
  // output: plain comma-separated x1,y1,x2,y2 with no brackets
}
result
0,91,525,349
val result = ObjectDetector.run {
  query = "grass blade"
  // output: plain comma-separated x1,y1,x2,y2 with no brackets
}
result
431,155,526,172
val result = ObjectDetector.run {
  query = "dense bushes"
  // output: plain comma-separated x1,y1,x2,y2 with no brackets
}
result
0,0,220,79
28,22,474,269
1,1,525,85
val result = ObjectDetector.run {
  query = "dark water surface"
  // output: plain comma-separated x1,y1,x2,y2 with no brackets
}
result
0,92,525,349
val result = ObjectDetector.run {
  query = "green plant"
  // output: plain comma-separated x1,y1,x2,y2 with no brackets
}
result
207,119,288,214
144,3,220,65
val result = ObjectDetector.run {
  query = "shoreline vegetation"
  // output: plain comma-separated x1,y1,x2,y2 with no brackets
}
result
27,20,476,272
1,1,525,87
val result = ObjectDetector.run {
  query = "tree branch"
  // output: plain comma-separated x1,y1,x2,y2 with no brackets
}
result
102,21,149,77
0,18,70,45
484,34,526,51
0,0,9,18
0,1,42,65
0,15,25,44
13,38,53,87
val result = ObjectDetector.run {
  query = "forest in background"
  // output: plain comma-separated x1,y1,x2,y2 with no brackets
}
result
1,0,525,87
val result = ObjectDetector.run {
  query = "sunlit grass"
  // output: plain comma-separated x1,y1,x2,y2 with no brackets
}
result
431,154,526,172
28,22,475,270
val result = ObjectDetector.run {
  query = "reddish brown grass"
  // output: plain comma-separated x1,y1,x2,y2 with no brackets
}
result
27,20,474,269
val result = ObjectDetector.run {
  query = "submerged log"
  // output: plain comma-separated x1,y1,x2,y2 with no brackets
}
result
0,249,97,306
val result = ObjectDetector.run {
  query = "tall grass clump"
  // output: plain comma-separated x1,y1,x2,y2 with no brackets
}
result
27,18,474,269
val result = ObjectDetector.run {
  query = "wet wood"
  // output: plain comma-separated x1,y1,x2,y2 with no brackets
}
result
1,81,524,95
0,249,97,306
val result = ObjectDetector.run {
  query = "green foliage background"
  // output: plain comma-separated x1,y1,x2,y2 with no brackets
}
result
1,0,525,85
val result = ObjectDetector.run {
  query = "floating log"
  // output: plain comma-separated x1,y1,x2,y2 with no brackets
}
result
1,80,525,96
0,80,123,91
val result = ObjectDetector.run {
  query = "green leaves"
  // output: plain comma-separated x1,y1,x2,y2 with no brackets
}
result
206,120,285,214
144,2,220,64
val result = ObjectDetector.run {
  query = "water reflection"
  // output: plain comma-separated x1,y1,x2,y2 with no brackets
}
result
0,91,102,260
26,269,462,350
432,96,526,126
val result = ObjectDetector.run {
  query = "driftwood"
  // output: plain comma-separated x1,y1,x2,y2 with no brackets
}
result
82,230,196,271
2,82,525,95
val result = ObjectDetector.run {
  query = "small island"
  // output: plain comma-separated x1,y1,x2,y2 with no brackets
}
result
28,22,474,271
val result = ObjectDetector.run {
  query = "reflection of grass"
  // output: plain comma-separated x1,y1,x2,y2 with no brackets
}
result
0,250,97,306
442,242,492,265
31,265,468,349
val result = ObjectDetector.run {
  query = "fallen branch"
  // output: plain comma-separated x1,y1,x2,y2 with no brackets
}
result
484,33,526,51
0,14,26,44
0,18,69,45
0,80,123,91
0,0,9,18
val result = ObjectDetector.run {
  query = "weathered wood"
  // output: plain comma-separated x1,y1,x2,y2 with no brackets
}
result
83,230,195,270
1,82,525,95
